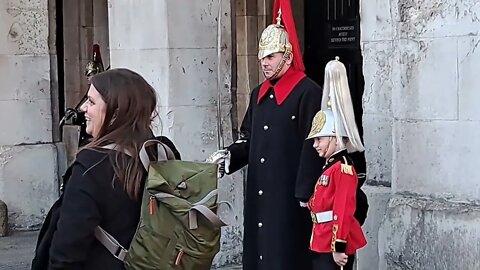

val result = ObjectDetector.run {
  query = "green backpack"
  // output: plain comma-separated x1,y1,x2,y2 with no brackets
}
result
95,140,228,270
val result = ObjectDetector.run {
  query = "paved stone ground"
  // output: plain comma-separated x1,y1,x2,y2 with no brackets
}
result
0,231,241,270
0,231,36,270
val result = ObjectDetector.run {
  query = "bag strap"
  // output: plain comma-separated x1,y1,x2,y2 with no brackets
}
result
93,144,129,262
94,227,128,262
189,205,226,230
99,143,133,156
139,139,176,171
154,189,229,230
101,140,176,171
94,142,160,262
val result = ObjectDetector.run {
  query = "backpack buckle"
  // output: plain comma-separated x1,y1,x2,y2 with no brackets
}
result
114,246,128,261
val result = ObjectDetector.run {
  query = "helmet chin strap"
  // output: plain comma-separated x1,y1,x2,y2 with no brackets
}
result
264,51,291,80
323,137,337,158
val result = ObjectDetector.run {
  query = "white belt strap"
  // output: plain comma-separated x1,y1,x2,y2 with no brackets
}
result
311,210,333,224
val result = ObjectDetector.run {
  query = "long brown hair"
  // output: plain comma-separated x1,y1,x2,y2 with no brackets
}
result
86,68,157,199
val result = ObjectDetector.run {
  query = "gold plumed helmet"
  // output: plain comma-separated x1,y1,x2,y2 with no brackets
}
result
85,61,101,77
258,9,292,60
85,44,105,77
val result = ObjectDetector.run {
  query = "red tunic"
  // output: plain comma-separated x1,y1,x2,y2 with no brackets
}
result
308,150,367,255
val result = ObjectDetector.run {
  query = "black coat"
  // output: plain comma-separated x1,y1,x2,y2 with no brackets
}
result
227,77,324,270
32,149,143,270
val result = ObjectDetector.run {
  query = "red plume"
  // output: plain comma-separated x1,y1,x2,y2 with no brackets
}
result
273,0,305,72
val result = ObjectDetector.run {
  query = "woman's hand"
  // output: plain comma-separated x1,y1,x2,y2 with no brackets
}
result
333,252,348,266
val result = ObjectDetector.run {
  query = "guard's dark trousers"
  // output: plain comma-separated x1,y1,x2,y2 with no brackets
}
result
312,253,355,270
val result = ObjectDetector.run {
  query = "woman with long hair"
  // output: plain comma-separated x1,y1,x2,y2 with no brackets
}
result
45,68,157,269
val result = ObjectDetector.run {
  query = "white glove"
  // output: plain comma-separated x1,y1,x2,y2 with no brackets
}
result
206,149,231,178
206,149,228,163
299,201,308,208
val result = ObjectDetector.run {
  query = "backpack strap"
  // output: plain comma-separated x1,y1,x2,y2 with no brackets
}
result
189,204,226,230
99,143,133,156
94,226,128,261
92,144,137,262
190,189,230,229
139,139,176,171
154,189,229,230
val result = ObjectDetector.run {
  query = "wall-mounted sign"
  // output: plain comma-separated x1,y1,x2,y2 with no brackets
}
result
328,20,359,49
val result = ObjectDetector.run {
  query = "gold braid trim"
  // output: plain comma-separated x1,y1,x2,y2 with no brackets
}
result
331,224,338,251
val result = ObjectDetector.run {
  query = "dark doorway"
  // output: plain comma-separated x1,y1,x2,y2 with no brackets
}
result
303,0,364,138
56,0,65,138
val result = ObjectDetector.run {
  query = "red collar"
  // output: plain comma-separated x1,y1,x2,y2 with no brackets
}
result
257,68,306,105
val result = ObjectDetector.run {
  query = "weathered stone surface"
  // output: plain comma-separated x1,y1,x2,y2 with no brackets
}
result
392,38,458,120
156,104,233,160
363,115,393,186
5,0,47,10
0,144,58,230
0,0,49,55
157,105,219,160
108,0,168,50
357,186,391,270
0,55,50,101
360,0,395,41
395,0,480,39
378,195,480,269
393,120,480,200
0,0,54,231
362,41,394,116
360,1,480,269
167,48,220,106
166,0,221,49
212,172,244,267
109,49,170,95
458,36,480,121
0,98,52,145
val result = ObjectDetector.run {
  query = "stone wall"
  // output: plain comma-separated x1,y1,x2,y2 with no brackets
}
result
360,0,480,268
0,0,59,229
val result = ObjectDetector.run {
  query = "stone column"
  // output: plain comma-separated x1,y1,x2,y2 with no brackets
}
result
0,0,59,229
108,0,243,266
360,0,480,269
